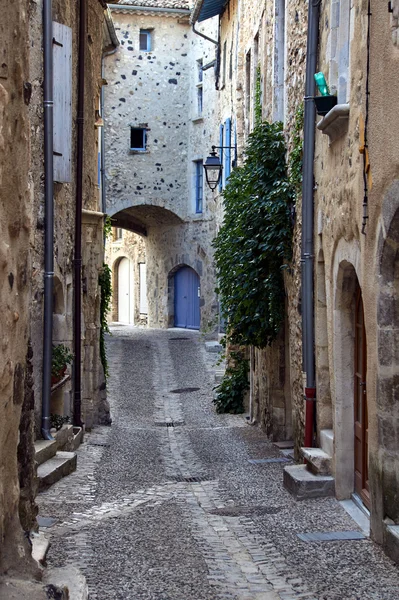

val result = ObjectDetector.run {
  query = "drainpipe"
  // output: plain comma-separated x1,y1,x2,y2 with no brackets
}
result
41,0,54,440
301,0,321,448
73,0,87,428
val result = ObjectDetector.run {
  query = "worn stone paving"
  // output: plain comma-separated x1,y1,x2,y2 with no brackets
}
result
38,327,399,600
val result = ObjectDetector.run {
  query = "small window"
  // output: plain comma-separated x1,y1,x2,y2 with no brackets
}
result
130,127,147,151
222,40,227,87
195,160,203,214
196,59,203,116
116,228,123,240
139,29,151,52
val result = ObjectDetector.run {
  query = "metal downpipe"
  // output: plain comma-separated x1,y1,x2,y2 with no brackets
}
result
73,0,87,428
41,0,54,440
301,0,321,447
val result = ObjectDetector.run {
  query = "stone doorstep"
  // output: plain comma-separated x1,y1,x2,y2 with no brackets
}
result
300,447,332,475
53,424,74,451
34,440,57,466
31,531,50,567
283,464,335,500
44,566,88,600
37,451,77,492
205,341,223,353
320,429,334,457
215,370,225,383
384,523,399,566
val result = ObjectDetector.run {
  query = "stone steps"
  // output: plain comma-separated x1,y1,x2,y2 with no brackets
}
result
34,439,57,466
37,451,77,492
301,447,332,475
320,428,334,457
283,464,335,500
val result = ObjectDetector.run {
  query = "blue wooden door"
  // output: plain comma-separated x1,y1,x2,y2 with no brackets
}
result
174,267,200,329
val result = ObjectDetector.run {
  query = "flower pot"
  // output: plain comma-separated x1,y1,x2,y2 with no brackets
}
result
51,366,67,386
314,95,337,116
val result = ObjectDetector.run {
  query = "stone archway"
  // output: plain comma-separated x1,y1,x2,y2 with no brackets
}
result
332,239,362,500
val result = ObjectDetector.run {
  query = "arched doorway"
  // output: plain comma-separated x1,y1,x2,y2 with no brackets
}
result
118,257,134,324
174,266,200,329
333,257,368,503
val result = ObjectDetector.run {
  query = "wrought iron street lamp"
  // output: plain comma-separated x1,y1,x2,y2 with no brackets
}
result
203,144,237,191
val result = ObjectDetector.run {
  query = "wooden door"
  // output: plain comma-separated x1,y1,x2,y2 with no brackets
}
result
354,287,369,508
174,267,200,330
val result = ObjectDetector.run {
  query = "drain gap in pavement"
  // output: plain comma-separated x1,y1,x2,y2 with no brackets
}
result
247,457,291,464
297,531,367,542
169,387,200,394
154,421,185,427
169,337,190,341
170,475,209,483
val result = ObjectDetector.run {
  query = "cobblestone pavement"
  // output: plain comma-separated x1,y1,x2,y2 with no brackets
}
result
38,327,399,600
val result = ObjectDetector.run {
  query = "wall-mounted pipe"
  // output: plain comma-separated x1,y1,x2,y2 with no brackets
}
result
73,0,87,428
301,0,321,447
41,0,54,441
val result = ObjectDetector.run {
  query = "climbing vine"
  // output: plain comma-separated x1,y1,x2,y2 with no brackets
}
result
254,65,262,126
99,263,112,380
288,103,304,196
104,214,113,240
213,120,294,349
213,351,249,414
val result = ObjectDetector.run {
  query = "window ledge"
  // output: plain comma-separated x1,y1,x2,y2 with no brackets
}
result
129,149,150,155
192,116,203,123
317,103,350,144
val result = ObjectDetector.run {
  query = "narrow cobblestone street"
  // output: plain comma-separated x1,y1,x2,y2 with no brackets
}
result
38,328,399,600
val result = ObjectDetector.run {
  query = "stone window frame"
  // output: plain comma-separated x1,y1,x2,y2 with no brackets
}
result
129,126,148,153
139,29,152,52
328,0,354,104
196,59,203,117
194,159,204,214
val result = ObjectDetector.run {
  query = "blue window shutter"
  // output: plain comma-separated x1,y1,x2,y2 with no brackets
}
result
53,22,72,183
225,118,231,180
219,124,224,192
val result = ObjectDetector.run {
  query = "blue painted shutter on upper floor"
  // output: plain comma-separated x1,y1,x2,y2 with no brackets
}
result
224,118,231,181
219,124,224,192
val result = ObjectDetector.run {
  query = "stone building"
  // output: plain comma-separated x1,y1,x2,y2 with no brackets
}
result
191,0,307,445
0,0,116,580
104,1,220,332
192,0,399,566
300,0,399,564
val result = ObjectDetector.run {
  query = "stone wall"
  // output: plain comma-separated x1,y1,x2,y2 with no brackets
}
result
314,0,399,560
215,0,307,448
29,0,110,432
0,0,38,576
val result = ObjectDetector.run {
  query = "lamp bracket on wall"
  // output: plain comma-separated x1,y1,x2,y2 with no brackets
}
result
203,144,237,191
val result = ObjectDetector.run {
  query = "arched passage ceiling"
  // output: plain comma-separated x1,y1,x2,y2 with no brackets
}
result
110,205,184,236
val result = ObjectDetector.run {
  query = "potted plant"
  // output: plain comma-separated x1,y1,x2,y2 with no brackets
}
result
51,344,74,385
313,72,337,116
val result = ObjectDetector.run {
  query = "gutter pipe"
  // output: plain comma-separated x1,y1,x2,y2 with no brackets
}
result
41,0,54,440
73,0,87,428
301,0,321,448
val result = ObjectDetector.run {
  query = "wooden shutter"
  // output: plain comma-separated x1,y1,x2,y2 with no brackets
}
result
53,22,72,183
218,124,224,192
224,118,231,180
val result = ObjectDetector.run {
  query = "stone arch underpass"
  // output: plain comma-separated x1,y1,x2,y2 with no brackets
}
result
106,203,218,331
